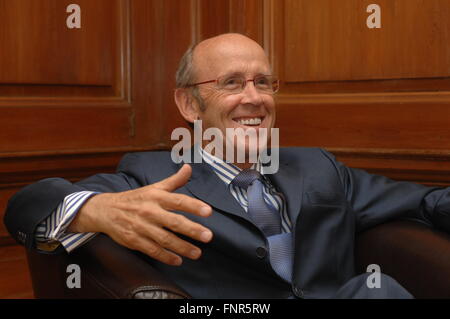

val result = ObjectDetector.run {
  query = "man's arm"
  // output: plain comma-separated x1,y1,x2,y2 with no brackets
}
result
320,149,450,232
4,152,213,266
35,191,99,252
4,177,87,250
65,164,213,266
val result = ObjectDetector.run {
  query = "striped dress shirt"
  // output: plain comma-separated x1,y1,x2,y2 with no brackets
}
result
199,148,292,233
36,148,291,251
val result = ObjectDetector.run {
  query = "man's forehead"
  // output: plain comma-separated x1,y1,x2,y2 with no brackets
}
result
196,33,262,52
193,34,271,77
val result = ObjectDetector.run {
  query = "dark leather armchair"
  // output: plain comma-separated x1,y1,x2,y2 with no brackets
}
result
26,219,450,299
26,234,190,299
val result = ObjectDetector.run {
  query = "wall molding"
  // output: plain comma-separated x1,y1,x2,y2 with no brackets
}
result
276,91,450,105
327,147,450,186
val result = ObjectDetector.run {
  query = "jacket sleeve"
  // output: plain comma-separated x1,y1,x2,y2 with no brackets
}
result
320,149,450,232
3,153,144,250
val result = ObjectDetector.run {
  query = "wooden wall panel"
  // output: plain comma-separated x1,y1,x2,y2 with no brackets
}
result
229,0,264,43
276,102,450,150
0,106,133,153
0,245,33,298
0,186,21,245
0,0,127,97
264,0,450,185
284,0,450,82
0,0,115,85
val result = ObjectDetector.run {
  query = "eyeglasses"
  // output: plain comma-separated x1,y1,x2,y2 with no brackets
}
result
187,75,279,94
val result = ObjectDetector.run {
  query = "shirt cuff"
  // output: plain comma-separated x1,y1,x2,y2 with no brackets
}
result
35,191,100,252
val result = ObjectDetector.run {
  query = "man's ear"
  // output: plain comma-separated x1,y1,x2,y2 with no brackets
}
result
174,88,199,123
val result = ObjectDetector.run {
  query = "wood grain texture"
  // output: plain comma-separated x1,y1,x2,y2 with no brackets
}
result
0,0,118,86
284,0,450,82
263,0,450,188
0,106,133,153
0,245,33,298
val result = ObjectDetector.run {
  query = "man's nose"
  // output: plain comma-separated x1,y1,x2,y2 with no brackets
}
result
241,80,263,105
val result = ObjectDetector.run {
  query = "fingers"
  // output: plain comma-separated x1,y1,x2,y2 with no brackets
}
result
142,164,212,217
111,214,211,266
158,192,212,217
114,233,183,266
147,224,204,260
157,209,213,243
135,207,213,265
153,164,192,192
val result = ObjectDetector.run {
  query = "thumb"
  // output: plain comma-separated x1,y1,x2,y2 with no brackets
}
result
152,164,192,192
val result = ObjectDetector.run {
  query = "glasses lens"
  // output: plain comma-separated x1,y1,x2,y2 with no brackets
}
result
218,76,244,91
255,76,279,93
254,76,271,92
217,75,279,93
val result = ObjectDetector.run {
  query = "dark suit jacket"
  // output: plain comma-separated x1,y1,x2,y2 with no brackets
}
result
4,147,450,298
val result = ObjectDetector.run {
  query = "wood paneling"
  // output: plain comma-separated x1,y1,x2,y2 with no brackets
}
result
0,106,133,153
276,102,450,149
283,0,450,83
329,148,450,187
0,187,21,243
0,0,128,97
265,0,450,185
229,0,264,44
0,245,33,298
0,0,116,85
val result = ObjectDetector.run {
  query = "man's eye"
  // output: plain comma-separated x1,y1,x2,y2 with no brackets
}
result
256,77,270,87
222,77,241,88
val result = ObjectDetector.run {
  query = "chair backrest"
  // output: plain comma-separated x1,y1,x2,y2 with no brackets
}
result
355,219,450,298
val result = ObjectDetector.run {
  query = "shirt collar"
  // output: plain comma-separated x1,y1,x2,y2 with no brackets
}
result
196,145,263,186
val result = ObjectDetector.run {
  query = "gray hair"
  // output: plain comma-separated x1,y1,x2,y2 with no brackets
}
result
175,43,206,111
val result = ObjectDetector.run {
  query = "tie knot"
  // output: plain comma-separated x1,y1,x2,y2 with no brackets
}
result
231,169,263,190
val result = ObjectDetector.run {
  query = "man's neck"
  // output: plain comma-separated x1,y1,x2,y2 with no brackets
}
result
233,162,253,170
198,144,257,171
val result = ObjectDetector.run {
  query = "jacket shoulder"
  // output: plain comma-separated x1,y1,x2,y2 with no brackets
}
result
118,151,180,183
279,147,335,162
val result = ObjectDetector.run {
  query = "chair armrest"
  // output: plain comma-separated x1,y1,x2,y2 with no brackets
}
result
355,219,450,298
26,234,190,299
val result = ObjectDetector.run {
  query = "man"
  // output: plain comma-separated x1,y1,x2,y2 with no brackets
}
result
4,33,450,298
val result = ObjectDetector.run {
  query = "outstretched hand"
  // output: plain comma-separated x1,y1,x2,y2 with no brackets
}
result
68,164,213,266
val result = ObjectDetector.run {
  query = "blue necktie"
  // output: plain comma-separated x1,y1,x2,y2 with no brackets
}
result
231,169,281,236
232,169,293,282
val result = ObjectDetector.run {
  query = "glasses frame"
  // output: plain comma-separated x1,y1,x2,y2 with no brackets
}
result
187,74,279,94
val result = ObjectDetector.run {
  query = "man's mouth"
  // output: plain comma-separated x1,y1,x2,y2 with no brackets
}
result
233,117,264,127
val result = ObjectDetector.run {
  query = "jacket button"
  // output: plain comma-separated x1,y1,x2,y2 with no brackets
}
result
293,286,304,298
17,231,25,243
256,246,267,259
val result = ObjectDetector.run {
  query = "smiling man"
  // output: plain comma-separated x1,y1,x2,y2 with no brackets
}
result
174,34,278,168
5,33,450,299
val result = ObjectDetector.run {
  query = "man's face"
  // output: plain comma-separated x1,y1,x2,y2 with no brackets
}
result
192,36,276,157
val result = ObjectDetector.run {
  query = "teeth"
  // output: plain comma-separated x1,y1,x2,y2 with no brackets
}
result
237,118,262,125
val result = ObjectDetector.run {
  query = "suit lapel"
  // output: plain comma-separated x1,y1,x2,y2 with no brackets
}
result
184,160,251,223
267,158,304,226
184,147,304,227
